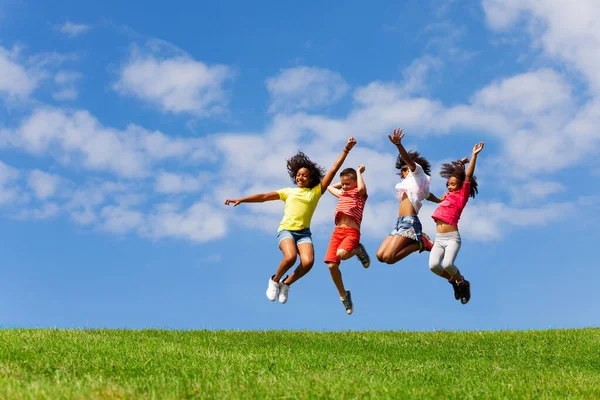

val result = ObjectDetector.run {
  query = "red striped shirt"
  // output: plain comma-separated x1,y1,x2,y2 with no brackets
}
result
334,188,368,227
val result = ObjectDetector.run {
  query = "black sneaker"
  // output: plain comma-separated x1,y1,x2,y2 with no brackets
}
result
341,290,354,315
459,280,471,304
450,280,460,300
356,243,370,268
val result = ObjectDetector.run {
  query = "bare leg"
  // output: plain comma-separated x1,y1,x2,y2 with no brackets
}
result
388,240,421,263
376,235,394,262
273,239,298,282
378,235,420,264
337,247,359,261
328,262,346,297
284,242,314,285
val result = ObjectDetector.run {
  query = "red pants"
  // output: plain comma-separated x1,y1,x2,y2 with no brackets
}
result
324,226,361,264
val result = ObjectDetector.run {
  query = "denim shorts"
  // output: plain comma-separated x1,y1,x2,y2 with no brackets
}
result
277,228,313,245
389,215,422,242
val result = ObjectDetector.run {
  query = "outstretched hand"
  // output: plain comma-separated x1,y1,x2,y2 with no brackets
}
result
472,142,484,155
387,127,404,145
357,164,366,173
345,137,357,152
224,199,241,207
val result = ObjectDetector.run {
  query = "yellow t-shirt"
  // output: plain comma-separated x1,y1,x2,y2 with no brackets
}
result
277,185,323,232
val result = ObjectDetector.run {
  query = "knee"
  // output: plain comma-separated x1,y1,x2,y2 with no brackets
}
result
336,249,349,260
376,250,388,263
301,257,314,269
429,263,444,276
328,263,339,271
442,262,458,275
283,254,297,265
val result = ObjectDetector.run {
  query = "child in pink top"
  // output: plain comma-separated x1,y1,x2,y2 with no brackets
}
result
429,142,484,305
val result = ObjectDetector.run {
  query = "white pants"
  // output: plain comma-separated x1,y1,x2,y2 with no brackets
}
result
429,231,461,277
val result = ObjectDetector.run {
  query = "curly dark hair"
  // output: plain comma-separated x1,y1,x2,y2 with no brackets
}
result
286,152,325,188
439,160,478,198
396,151,432,176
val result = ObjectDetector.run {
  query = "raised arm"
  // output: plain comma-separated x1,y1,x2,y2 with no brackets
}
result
388,127,416,172
465,142,484,182
320,137,356,194
327,182,343,198
356,164,367,196
224,191,280,207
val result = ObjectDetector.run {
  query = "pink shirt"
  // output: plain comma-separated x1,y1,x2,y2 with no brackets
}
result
431,181,471,227
334,188,368,227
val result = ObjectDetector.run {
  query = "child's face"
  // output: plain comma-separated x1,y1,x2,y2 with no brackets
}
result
446,176,462,192
340,175,357,191
296,168,311,188
400,166,409,179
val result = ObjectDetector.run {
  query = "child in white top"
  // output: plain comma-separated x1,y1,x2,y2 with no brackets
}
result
376,127,442,264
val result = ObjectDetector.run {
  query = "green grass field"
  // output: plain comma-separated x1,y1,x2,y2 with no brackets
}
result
0,328,599,399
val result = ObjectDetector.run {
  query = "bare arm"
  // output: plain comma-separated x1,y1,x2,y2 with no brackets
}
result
465,142,484,182
388,127,416,172
320,137,356,194
356,164,367,196
224,191,280,207
426,192,443,203
327,183,342,198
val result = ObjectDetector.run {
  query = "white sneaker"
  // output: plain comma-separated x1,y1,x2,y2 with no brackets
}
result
278,280,290,304
266,277,280,301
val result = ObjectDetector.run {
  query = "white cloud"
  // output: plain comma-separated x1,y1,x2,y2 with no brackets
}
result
482,0,600,93
266,66,349,112
146,202,228,243
15,203,60,220
456,200,577,241
154,171,204,194
509,180,565,204
0,160,19,184
114,46,233,116
57,22,90,38
2,107,217,178
100,205,144,234
0,46,44,99
52,87,78,101
0,160,20,205
471,69,572,116
27,169,63,200
52,70,81,101
67,181,128,225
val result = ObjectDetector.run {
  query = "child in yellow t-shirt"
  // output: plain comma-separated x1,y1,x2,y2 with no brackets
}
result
225,138,357,304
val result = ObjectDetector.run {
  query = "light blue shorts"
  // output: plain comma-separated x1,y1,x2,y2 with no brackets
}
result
277,228,313,246
389,215,422,242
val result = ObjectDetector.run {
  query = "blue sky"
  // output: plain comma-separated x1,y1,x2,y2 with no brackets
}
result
0,0,599,331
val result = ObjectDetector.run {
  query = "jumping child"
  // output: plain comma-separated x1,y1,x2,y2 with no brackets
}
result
376,127,441,265
224,138,357,304
325,165,370,315
429,142,484,304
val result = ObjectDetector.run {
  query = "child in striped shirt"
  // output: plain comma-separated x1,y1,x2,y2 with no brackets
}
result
325,165,370,315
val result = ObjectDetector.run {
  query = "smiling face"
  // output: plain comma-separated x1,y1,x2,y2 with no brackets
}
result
295,167,311,188
446,176,462,192
340,175,357,191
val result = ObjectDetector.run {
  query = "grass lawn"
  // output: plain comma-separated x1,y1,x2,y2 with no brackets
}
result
0,328,599,399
